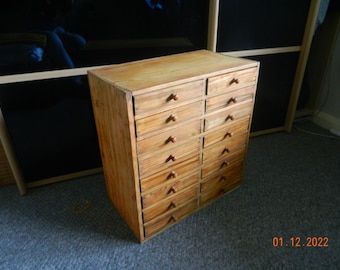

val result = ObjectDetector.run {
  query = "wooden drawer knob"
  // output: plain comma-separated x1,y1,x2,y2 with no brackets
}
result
169,186,178,193
225,115,234,121
166,136,177,144
170,215,178,222
167,114,178,122
228,97,237,104
169,171,178,178
220,176,227,181
168,93,179,101
221,161,229,167
170,201,178,208
230,78,239,85
224,131,233,138
166,154,176,162
222,148,230,154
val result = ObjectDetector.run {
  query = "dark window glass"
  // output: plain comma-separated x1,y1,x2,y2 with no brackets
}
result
217,0,311,51
247,53,299,132
0,76,101,182
0,0,209,75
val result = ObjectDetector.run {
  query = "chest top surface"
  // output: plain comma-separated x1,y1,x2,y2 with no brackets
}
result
88,50,258,94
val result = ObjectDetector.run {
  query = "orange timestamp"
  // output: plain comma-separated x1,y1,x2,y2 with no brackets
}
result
272,236,329,247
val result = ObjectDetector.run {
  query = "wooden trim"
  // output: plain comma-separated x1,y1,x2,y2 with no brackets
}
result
221,46,301,57
0,108,26,194
250,127,286,137
285,0,321,132
0,65,112,85
26,168,103,188
207,0,219,52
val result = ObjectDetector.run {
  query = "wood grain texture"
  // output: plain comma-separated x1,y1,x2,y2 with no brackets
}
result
88,50,259,242
140,157,200,192
88,73,144,241
142,173,199,209
201,148,245,179
138,140,200,177
207,67,258,95
134,80,205,117
204,103,253,132
202,133,247,163
136,120,201,156
144,199,199,238
142,185,199,222
135,101,204,136
89,50,256,93
203,117,250,148
206,85,255,113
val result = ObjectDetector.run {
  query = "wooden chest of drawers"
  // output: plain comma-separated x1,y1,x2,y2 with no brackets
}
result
88,50,259,242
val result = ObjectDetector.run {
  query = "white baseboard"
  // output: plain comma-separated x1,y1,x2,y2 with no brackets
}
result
312,112,340,133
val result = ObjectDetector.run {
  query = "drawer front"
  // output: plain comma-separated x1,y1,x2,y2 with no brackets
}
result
134,80,205,116
207,67,257,95
142,173,199,208
137,120,201,157
140,156,200,192
201,149,244,178
143,185,199,222
201,162,243,193
206,85,255,113
136,101,203,136
202,133,247,163
204,103,252,132
144,198,198,238
204,117,250,148
138,140,200,177
200,174,242,205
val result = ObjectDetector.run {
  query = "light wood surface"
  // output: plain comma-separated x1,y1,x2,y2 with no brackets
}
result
88,50,259,242
285,0,322,132
88,74,144,241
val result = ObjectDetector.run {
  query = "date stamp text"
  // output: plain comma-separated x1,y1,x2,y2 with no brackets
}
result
272,237,329,247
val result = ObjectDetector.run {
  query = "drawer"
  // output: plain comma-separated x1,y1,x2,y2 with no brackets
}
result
206,85,255,113
143,185,199,222
202,133,247,163
201,149,244,178
138,140,200,177
204,117,250,148
201,163,243,193
134,80,205,116
142,173,199,208
200,175,242,206
137,120,201,157
204,103,252,132
144,198,198,238
140,156,200,192
207,67,257,95
135,101,203,136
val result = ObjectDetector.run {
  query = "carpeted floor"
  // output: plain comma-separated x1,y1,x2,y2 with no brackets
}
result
0,121,339,270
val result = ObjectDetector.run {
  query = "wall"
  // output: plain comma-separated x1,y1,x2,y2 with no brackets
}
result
312,10,340,132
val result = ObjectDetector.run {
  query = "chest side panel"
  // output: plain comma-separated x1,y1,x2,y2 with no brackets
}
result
88,72,143,241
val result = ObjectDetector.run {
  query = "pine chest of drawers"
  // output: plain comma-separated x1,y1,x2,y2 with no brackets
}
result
88,50,259,242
